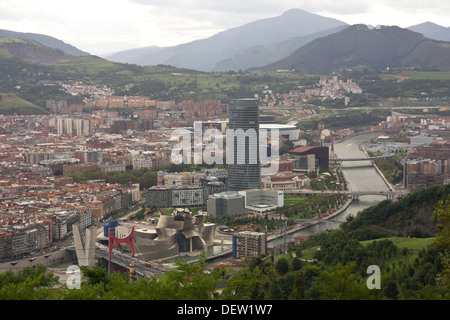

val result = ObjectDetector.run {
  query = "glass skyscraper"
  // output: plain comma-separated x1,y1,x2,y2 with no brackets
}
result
226,98,261,191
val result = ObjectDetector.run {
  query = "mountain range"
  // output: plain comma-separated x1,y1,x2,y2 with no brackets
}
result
103,9,450,73
105,9,348,72
211,24,349,72
1,9,450,74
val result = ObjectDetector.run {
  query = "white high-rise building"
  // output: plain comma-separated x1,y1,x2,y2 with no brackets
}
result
56,117,91,136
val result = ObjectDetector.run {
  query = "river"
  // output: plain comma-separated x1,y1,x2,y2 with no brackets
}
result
268,132,390,247
329,132,390,222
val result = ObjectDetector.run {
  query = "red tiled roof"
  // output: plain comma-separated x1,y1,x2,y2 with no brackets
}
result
288,146,316,153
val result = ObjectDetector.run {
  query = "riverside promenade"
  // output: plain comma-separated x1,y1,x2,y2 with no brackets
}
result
266,197,353,242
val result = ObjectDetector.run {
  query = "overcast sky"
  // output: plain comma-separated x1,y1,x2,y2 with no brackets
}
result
1,0,449,55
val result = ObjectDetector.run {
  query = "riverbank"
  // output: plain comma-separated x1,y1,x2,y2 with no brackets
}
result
267,197,352,241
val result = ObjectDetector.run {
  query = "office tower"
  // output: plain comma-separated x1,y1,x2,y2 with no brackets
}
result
226,98,261,191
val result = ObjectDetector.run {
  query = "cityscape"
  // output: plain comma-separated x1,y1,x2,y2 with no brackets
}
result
0,4,449,307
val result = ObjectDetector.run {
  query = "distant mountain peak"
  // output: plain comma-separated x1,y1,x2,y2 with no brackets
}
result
414,21,445,27
407,21,450,41
281,8,309,15
105,9,347,71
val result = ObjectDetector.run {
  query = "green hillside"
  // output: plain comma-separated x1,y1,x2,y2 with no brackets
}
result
0,36,71,64
342,184,450,236
0,92,48,115
0,28,89,56
260,24,450,74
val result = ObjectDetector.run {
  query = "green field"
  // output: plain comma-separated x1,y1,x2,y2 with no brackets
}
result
300,236,437,262
360,236,436,250
283,194,306,207
0,36,32,45
380,70,450,80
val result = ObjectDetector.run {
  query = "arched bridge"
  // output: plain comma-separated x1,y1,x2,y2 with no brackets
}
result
284,189,408,201
349,190,408,201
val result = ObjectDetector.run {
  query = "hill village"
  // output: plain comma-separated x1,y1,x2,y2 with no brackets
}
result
1,72,450,263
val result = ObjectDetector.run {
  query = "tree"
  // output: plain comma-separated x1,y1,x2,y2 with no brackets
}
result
0,265,60,300
433,194,450,290
220,267,264,300
80,264,109,286
289,271,306,300
165,252,221,300
265,279,284,300
384,279,399,300
310,262,371,300
275,257,289,276
292,257,302,271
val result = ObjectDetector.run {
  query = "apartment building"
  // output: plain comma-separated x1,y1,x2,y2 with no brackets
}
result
74,149,103,164
56,117,91,137
232,231,267,259
132,154,169,170
0,231,12,260
404,141,450,191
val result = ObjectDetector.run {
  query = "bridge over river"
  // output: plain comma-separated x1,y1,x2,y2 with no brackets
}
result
284,188,408,201
67,243,169,278
330,153,395,162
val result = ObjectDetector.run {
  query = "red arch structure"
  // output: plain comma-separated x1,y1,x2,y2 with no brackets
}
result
109,227,135,261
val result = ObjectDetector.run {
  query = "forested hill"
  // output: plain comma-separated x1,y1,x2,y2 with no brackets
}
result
342,184,450,237
258,24,450,74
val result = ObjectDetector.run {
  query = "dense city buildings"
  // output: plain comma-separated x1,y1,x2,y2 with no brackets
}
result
1,74,449,268
275,75,362,106
404,141,450,191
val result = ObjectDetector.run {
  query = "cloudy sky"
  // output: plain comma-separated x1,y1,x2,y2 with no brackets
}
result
1,0,449,55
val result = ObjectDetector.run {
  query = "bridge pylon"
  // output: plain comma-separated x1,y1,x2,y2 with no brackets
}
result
351,192,361,201
73,224,97,268
387,192,396,201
